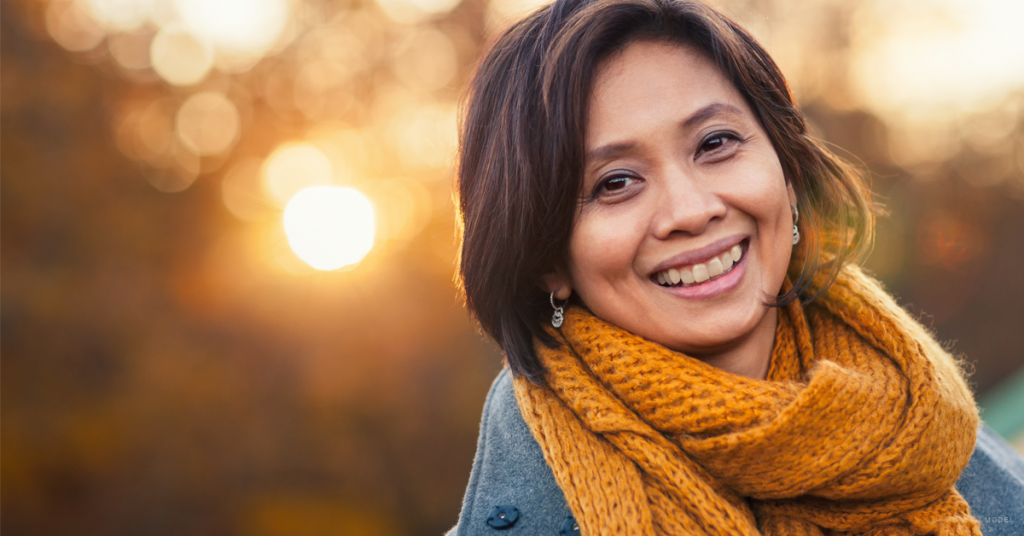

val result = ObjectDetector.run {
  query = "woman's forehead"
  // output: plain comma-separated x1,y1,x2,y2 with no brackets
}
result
585,41,752,149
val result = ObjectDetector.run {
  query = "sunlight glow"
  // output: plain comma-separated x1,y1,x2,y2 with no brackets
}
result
283,187,375,271
47,0,294,77
262,143,335,207
852,0,1024,120
366,178,432,246
222,158,272,222
175,0,289,59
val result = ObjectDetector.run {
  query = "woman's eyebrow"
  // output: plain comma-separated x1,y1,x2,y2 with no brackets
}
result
586,141,637,167
683,102,745,129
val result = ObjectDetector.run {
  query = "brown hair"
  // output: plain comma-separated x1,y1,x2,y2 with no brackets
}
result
457,0,875,383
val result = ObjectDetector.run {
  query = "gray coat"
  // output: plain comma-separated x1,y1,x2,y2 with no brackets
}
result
451,368,1024,535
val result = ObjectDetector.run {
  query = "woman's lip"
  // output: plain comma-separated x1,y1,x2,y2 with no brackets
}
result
657,247,747,299
649,234,747,275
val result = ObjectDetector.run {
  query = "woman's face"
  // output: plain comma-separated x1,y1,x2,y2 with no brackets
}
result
563,40,794,360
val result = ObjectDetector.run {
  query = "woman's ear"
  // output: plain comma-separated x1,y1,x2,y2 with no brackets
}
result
541,272,572,301
787,182,798,206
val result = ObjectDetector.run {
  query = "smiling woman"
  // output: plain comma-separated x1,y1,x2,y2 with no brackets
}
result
450,0,1024,534
559,42,795,379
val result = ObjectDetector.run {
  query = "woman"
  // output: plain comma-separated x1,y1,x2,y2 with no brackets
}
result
451,0,1024,534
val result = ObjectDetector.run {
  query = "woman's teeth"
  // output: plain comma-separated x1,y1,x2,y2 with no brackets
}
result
655,244,743,287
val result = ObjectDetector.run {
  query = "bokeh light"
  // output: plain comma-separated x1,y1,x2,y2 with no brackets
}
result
46,0,296,79
283,186,375,270
150,25,214,85
222,158,273,222
84,0,153,32
175,0,290,59
375,0,462,24
318,29,372,74
142,162,199,192
109,31,154,71
261,143,335,207
918,212,988,273
293,58,356,119
390,103,458,170
46,0,106,52
391,27,458,92
175,91,240,156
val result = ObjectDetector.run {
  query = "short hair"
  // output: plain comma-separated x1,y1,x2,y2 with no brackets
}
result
456,0,875,383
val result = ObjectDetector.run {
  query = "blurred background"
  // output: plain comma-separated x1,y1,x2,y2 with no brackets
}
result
2,0,1023,534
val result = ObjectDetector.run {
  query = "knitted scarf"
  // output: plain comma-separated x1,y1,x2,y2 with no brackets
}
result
513,266,981,535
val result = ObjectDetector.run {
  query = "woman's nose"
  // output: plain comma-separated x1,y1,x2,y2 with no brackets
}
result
650,170,727,239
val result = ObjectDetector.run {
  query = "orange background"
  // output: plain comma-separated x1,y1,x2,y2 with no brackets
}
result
3,0,1023,534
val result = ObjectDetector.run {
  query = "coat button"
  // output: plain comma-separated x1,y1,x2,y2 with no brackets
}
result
485,505,520,530
559,516,580,535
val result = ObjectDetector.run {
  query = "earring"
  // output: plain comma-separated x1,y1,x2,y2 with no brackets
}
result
791,203,800,245
550,290,565,328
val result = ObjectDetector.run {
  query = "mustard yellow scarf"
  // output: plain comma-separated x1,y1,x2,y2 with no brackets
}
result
514,266,981,535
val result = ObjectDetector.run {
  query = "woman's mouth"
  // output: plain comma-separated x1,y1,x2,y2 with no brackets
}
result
653,242,744,287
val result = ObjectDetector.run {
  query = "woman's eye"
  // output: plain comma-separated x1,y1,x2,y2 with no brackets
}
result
699,132,739,154
586,173,641,201
598,175,638,194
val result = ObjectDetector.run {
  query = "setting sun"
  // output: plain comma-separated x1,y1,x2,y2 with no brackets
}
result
283,186,375,271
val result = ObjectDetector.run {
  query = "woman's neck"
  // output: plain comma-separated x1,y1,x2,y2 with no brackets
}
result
696,307,777,380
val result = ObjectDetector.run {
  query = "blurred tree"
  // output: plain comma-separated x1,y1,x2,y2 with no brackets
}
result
1,2,501,534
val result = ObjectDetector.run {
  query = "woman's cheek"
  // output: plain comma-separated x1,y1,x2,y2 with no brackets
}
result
570,209,645,280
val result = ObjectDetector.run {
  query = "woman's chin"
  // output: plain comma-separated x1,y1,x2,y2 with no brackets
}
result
636,306,767,353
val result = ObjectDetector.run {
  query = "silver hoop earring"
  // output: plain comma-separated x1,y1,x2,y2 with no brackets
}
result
550,291,565,328
791,203,800,245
